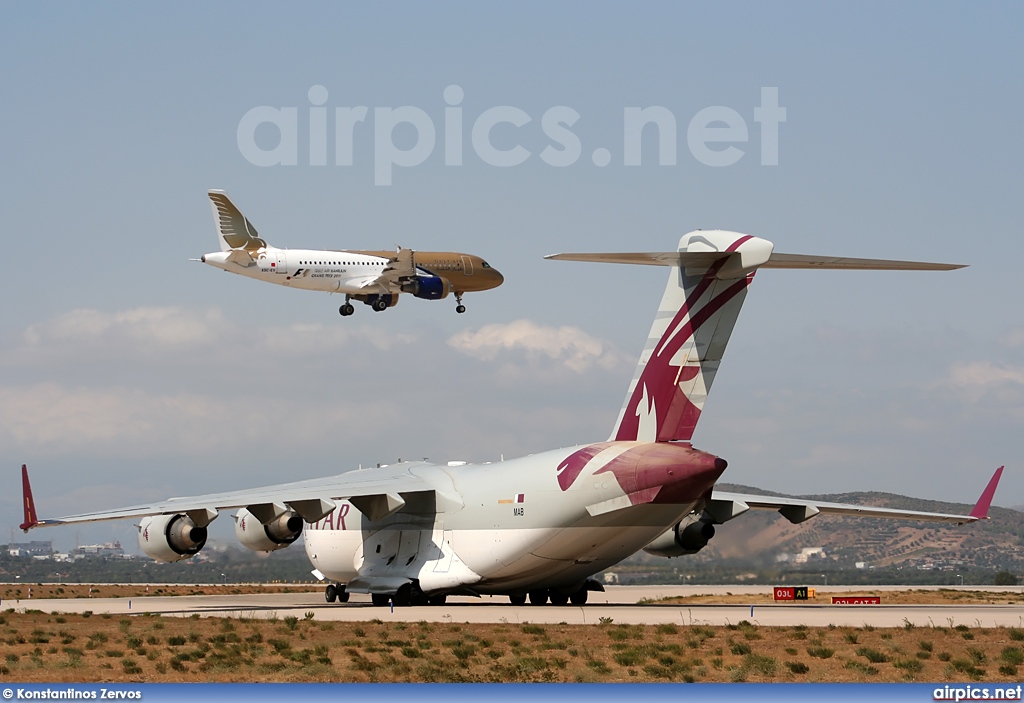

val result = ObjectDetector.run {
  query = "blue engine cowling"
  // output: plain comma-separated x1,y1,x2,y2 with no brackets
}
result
403,275,451,300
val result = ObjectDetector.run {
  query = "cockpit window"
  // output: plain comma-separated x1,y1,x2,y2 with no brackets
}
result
481,261,491,268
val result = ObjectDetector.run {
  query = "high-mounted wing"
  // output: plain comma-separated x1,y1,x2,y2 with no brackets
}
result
19,462,436,531
707,467,1004,527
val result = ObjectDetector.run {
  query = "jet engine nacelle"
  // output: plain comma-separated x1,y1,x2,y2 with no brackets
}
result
234,508,303,553
138,514,208,563
642,516,716,558
402,275,451,300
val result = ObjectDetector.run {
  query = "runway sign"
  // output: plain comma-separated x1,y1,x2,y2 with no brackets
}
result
832,596,882,605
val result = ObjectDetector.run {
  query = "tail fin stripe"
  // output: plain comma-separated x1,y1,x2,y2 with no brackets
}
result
616,272,752,442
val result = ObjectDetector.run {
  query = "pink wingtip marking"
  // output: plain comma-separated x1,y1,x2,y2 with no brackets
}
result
969,466,1004,519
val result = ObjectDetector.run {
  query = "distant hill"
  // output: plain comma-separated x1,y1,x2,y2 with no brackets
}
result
676,483,1024,573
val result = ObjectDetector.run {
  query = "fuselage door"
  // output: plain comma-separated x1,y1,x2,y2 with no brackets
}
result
461,256,474,275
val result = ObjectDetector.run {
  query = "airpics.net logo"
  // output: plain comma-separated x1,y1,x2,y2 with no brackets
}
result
237,85,786,186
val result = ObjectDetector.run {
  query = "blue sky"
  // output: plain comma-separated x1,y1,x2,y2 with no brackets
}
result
2,3,1022,549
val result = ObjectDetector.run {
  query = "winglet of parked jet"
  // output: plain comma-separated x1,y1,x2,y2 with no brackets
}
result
20,464,39,532
969,466,1005,520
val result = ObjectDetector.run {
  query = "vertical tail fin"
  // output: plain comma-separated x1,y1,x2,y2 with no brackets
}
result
208,190,267,252
612,231,772,442
20,464,39,532
544,231,965,443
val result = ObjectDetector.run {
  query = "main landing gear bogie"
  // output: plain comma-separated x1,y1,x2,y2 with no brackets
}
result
339,303,355,317
324,583,350,603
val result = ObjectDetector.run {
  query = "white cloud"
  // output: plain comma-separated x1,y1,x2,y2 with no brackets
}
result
447,319,629,372
940,361,1024,403
14,306,415,364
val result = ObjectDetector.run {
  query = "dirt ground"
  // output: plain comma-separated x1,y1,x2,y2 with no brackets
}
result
2,607,1023,682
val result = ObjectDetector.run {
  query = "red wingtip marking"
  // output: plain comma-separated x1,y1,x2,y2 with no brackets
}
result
969,466,1004,519
19,463,39,531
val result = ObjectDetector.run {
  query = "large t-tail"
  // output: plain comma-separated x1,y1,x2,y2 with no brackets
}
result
547,230,965,443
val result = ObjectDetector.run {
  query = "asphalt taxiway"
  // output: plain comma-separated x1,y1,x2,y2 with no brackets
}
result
7,585,1024,628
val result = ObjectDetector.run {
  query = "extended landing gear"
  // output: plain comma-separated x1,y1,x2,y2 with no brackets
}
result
339,303,355,317
455,291,466,314
371,593,391,607
325,583,350,603
371,299,388,312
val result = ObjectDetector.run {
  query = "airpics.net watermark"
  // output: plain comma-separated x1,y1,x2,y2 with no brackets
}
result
237,85,786,186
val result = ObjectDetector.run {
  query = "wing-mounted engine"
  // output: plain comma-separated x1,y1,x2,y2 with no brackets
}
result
234,507,303,553
643,513,716,557
643,498,750,558
401,275,451,300
138,514,209,563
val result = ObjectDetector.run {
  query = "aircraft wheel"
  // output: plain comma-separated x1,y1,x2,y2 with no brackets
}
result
371,593,391,607
456,304,466,314
570,588,588,605
549,591,569,606
509,594,527,606
428,595,447,606
325,584,338,603
339,303,354,316
372,299,388,312
337,585,350,603
528,590,548,606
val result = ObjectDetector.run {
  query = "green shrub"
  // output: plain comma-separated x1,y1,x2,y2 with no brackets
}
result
806,647,834,659
1001,647,1024,666
857,647,888,664
730,642,751,656
787,661,809,674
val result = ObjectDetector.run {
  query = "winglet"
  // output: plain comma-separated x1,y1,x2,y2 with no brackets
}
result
19,464,39,532
969,466,1004,519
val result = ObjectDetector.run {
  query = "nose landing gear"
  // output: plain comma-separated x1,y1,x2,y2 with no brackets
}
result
455,292,466,314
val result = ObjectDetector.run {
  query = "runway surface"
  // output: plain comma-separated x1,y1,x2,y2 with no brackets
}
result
7,585,1024,628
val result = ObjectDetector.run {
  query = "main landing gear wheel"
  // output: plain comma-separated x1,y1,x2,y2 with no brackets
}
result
371,299,388,312
569,588,588,605
336,585,350,603
455,292,466,314
325,584,338,603
549,591,569,606
508,594,527,606
339,303,354,316
371,593,391,607
528,590,548,605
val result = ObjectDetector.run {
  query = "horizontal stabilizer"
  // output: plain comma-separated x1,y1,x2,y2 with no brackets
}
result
546,251,966,272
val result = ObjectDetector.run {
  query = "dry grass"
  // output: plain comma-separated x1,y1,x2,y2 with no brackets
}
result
2,608,1024,682
1,584,316,601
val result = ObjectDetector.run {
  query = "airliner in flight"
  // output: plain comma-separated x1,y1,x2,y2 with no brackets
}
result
199,191,504,315
19,230,1001,607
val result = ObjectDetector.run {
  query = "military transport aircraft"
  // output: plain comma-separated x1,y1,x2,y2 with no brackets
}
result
19,230,1002,607
199,190,503,315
